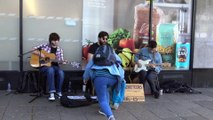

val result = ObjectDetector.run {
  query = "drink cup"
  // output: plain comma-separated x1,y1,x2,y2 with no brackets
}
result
160,89,163,95
82,85,86,92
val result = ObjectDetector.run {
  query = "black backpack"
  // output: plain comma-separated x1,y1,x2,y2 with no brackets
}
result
160,80,202,94
93,44,116,66
17,71,38,93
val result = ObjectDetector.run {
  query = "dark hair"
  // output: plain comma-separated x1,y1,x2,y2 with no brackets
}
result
49,32,60,43
98,31,109,39
148,40,157,49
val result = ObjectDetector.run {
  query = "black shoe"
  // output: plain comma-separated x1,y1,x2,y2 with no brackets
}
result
154,91,160,99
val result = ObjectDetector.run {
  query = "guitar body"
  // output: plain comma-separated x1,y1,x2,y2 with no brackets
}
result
30,50,56,68
134,59,151,72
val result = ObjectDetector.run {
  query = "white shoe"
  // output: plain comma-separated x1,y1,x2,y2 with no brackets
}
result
108,115,115,120
98,110,106,116
56,92,62,99
111,103,119,110
48,93,55,101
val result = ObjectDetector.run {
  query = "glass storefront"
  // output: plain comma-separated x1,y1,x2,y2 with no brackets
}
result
153,0,192,70
107,0,193,70
132,0,193,71
0,0,19,70
22,0,83,71
193,0,213,68
0,0,193,71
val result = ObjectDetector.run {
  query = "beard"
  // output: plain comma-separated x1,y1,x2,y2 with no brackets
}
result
99,41,107,45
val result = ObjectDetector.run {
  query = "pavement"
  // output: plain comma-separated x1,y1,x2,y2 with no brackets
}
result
1,88,213,120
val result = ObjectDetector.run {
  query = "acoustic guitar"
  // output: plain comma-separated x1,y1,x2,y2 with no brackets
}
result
134,59,161,73
30,50,65,68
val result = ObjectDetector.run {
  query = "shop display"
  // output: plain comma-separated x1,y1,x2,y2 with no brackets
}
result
133,3,163,48
108,28,131,49
156,23,178,65
175,33,190,68
118,48,135,68
119,38,135,51
153,1,191,69
108,28,136,68
80,0,192,70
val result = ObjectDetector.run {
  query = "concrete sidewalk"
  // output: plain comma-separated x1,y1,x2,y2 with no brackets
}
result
0,88,213,120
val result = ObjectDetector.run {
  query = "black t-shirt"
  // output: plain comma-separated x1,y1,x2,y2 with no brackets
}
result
88,42,100,54
50,47,58,66
50,47,57,54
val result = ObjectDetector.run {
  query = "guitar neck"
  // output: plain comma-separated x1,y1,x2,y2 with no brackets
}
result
147,63,161,66
153,63,161,66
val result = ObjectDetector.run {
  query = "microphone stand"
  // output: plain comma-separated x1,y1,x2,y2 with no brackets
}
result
18,48,39,58
28,48,44,103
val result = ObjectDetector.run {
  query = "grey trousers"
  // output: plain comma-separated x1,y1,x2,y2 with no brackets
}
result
139,70,160,94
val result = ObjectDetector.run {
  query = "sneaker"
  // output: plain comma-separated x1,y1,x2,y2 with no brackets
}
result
111,103,119,110
108,115,116,120
56,92,62,99
98,110,106,116
48,93,55,101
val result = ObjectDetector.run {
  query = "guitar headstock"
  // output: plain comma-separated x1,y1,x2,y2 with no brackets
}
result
70,61,81,68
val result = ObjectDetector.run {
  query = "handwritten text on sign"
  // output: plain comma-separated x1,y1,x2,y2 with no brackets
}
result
124,84,145,102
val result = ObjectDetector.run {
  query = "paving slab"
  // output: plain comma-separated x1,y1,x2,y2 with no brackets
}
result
0,88,213,120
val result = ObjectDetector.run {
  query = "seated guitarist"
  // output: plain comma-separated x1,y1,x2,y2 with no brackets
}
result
134,40,162,99
32,32,66,101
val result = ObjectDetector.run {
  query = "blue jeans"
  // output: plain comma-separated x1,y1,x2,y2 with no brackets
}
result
93,76,117,118
40,66,64,93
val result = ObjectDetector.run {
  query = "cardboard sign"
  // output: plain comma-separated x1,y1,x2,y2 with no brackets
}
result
124,84,145,102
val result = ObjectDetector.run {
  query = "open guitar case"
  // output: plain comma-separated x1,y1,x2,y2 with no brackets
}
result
60,92,98,108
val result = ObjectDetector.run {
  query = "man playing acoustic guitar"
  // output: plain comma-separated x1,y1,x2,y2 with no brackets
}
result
134,40,162,99
32,32,67,101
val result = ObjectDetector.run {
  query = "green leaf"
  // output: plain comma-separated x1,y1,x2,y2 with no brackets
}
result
108,28,131,48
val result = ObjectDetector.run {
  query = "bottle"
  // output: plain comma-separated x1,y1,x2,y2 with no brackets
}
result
159,89,163,95
68,81,72,92
82,84,86,92
7,82,11,92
